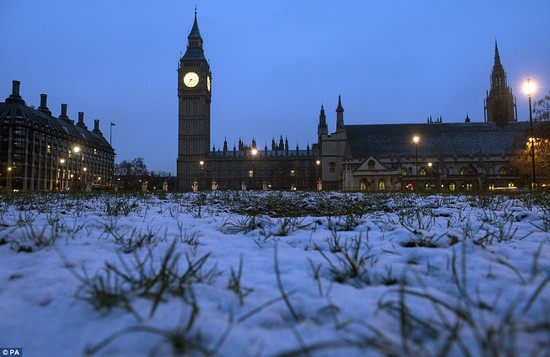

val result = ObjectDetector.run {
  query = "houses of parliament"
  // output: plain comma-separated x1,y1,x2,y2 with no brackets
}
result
0,12,534,193
177,12,531,192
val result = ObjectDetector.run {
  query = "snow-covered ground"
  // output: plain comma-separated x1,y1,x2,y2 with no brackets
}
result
0,191,549,356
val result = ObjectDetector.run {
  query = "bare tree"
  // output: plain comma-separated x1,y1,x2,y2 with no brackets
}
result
534,90,550,122
114,157,150,190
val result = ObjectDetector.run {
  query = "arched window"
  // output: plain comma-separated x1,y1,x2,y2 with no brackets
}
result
419,168,427,176
402,168,407,176
508,182,516,188
360,179,369,191
460,167,468,176
499,167,507,175
329,162,336,173
466,183,473,191
378,179,386,190
449,183,456,192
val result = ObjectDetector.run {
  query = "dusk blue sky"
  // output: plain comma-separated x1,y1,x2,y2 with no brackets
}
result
1,1,549,174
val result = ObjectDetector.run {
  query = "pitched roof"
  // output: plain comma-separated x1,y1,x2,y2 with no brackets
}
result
345,122,529,159
182,47,205,60
188,12,202,39
0,99,113,152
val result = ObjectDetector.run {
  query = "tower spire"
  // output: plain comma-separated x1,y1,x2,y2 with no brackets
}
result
484,41,517,127
182,10,205,59
494,40,501,67
336,95,345,131
317,104,328,142
187,8,203,48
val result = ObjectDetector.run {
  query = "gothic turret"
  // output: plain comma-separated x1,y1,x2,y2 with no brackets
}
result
484,41,517,127
317,104,328,142
336,96,345,131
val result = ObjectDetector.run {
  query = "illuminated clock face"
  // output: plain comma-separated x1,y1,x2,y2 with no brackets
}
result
183,72,199,87
207,76,211,91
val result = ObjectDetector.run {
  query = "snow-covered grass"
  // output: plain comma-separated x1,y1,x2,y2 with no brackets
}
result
0,191,549,356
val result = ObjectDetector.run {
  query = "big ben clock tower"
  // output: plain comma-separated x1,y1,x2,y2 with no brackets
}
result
177,10,212,190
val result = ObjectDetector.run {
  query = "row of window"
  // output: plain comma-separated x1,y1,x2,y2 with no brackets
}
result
359,178,517,192
327,161,511,176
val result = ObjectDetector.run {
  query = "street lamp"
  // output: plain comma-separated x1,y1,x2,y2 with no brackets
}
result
523,78,537,190
316,159,322,191
7,166,12,190
59,159,65,190
83,167,87,189
251,148,258,190
199,160,204,190
72,146,81,190
413,136,420,190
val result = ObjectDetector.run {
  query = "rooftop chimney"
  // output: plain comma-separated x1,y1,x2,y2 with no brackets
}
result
60,104,68,118
59,103,69,120
93,119,102,135
5,80,25,104
38,94,52,116
59,103,73,123
12,80,20,96
76,112,88,129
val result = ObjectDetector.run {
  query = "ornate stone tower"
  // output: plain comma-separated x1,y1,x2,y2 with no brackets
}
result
336,95,345,131
484,41,517,127
317,104,327,143
177,11,212,190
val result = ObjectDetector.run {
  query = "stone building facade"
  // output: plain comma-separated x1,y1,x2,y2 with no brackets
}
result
176,12,318,191
177,13,531,192
0,81,115,191
318,42,529,192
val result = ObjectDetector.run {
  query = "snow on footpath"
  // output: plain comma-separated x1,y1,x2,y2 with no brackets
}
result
0,192,549,356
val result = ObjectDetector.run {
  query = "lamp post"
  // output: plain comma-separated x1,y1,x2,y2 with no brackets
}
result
199,160,204,190
73,146,81,190
413,136,420,191
427,162,433,191
7,166,12,190
523,78,537,190
59,159,65,190
316,159,321,191
251,148,258,190
83,167,88,190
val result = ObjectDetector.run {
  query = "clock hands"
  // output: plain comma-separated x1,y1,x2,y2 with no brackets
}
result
184,72,199,87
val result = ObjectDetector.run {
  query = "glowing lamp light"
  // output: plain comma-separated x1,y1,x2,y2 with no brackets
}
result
413,136,420,144
73,146,81,153
251,148,258,156
522,78,536,97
